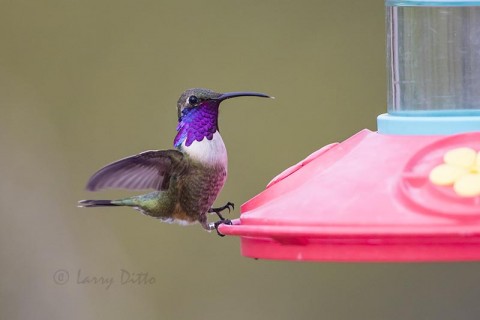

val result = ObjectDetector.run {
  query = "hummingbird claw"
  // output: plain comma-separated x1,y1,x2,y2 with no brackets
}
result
213,219,232,237
208,202,235,220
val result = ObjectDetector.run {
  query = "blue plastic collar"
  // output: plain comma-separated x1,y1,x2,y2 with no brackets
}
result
386,0,480,6
377,113,480,135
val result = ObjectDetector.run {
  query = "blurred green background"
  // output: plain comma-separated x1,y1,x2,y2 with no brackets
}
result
1,1,480,319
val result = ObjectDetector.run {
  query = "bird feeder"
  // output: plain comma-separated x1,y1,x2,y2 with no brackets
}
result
218,0,480,262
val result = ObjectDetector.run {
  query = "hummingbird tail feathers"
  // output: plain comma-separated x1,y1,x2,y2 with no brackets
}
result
78,199,119,208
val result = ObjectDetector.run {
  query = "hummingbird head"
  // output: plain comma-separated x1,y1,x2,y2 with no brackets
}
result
174,88,271,147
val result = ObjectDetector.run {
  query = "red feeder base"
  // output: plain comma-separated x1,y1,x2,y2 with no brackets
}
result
219,130,480,262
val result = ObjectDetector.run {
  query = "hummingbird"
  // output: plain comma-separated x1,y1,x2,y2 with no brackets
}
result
78,88,272,236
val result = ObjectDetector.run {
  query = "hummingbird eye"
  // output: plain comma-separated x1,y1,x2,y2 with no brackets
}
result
188,95,199,105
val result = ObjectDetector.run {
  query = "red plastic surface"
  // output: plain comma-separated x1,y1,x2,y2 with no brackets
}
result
218,130,480,262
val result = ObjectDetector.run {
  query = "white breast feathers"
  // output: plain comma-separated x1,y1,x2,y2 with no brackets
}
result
182,131,228,168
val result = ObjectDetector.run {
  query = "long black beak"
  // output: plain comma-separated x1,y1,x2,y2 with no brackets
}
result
218,91,273,101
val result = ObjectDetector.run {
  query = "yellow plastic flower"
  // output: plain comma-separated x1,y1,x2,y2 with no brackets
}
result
429,147,480,197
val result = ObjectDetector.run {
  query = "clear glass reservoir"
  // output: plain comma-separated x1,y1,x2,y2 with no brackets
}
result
387,1,480,114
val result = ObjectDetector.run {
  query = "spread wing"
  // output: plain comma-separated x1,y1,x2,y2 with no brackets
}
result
85,149,185,191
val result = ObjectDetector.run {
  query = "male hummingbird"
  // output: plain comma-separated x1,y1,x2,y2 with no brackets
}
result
78,88,271,235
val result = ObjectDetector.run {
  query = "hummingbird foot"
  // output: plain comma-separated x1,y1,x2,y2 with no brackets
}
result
209,219,233,237
208,202,235,220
